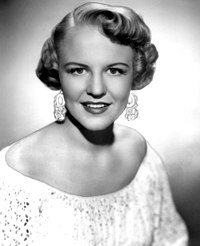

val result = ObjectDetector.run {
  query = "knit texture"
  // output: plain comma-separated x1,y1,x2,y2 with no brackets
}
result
0,144,188,245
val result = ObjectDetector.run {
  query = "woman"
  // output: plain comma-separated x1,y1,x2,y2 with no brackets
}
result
0,2,188,245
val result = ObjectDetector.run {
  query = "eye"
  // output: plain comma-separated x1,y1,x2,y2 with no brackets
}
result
107,68,125,75
67,67,87,75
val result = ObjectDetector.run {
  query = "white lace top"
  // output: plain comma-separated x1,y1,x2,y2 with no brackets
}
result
0,143,188,246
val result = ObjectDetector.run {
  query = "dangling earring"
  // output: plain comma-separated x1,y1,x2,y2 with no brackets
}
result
125,91,139,121
54,90,67,122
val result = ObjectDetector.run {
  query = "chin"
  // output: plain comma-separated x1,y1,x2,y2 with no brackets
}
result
66,110,115,131
79,118,114,131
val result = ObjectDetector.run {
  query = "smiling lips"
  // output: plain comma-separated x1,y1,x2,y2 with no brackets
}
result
81,102,111,114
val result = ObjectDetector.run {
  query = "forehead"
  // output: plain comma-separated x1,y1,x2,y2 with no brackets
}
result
58,25,134,65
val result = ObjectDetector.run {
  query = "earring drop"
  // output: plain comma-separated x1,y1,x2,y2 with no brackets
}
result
125,92,139,121
54,90,67,122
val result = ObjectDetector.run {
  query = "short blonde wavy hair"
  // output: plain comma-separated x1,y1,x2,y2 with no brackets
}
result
36,2,158,90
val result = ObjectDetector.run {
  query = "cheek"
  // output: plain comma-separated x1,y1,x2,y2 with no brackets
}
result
108,79,132,102
60,76,85,100
116,90,130,103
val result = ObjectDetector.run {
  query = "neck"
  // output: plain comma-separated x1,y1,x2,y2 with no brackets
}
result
64,111,115,146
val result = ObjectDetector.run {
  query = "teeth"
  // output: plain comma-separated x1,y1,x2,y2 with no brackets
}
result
87,104,106,108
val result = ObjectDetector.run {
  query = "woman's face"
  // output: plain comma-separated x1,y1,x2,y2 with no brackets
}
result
58,25,134,131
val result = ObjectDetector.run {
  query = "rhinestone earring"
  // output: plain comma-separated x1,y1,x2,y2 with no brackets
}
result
54,90,67,122
125,92,139,121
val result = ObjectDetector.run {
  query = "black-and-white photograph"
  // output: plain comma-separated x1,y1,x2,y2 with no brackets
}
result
0,0,199,245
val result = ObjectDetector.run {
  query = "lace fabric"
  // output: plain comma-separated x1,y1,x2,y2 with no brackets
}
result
0,144,188,245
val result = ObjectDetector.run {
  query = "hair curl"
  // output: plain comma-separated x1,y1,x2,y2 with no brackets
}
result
36,2,159,90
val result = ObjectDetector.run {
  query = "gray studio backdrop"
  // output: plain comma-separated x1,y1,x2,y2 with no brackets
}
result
1,0,200,244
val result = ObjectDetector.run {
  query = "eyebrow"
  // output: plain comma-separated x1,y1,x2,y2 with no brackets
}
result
107,63,130,68
63,62,88,68
63,62,130,68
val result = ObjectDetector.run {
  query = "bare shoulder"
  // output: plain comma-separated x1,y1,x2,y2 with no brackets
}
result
6,123,58,175
114,124,147,163
111,124,147,188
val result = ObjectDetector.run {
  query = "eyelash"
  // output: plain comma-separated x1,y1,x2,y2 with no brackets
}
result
66,68,87,75
107,68,125,75
66,67,126,75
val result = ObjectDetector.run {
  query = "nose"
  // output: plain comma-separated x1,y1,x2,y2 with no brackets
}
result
86,73,106,98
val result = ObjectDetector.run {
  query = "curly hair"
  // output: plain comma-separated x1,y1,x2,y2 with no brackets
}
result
36,2,159,90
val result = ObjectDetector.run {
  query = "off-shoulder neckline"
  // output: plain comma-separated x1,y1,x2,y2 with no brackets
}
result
0,142,151,201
